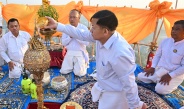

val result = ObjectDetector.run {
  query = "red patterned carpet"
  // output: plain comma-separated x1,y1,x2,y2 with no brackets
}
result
67,81,182,109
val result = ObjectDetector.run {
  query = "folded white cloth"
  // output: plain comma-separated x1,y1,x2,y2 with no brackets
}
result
9,62,22,78
91,82,104,102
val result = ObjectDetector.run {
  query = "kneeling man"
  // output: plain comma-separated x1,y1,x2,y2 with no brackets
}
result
138,20,184,95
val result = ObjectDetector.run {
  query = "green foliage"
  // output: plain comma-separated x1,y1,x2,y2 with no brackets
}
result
37,5,59,21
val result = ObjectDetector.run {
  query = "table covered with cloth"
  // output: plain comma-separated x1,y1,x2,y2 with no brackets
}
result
49,47,67,68
0,64,183,109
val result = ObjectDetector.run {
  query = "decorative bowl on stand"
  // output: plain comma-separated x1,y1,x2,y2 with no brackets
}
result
40,29,56,41
40,29,56,50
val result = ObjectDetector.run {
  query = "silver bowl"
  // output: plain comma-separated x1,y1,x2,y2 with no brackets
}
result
51,76,68,91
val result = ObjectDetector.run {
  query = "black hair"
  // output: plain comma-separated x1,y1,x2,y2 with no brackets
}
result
0,26,2,28
7,18,19,26
174,20,184,29
90,10,118,31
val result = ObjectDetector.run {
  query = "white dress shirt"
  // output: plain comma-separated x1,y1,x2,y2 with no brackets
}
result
151,38,184,78
57,23,141,108
61,23,89,63
0,31,31,64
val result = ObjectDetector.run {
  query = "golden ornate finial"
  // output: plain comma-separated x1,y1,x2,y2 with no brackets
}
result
29,19,46,51
38,0,58,21
42,0,50,7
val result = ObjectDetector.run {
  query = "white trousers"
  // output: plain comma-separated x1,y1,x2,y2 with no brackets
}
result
60,50,87,76
137,67,184,94
98,91,129,109
91,82,128,109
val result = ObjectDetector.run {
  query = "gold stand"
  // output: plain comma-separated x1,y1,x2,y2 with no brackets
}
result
33,72,47,109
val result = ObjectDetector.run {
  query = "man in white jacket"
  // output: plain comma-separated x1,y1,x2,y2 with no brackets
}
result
44,10,147,109
138,20,184,95
60,9,89,76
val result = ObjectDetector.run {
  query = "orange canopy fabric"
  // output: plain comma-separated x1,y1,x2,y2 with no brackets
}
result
1,0,184,43
2,1,76,36
81,0,184,43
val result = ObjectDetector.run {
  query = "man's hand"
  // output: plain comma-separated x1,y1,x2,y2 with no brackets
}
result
44,16,58,30
142,103,147,109
8,61,15,71
144,67,155,77
0,67,2,71
159,73,171,85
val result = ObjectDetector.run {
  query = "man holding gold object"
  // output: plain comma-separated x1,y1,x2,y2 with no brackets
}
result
44,10,147,109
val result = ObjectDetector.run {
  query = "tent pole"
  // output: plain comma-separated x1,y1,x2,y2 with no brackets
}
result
175,0,178,9
154,18,164,43
132,43,142,66
152,18,159,44
133,43,136,49
137,44,142,66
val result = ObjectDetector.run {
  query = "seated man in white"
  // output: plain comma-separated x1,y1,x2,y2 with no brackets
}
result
138,20,184,95
0,18,31,78
60,9,89,76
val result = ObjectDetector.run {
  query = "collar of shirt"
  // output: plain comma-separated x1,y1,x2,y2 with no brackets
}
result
173,38,184,45
9,31,23,38
99,31,117,50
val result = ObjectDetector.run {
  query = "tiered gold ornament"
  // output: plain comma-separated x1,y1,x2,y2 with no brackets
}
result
23,28,51,109
40,29,56,44
37,0,58,48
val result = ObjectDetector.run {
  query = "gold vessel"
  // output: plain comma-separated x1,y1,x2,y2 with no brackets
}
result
24,23,51,109
36,0,59,49
24,0,59,108
36,17,49,29
40,29,56,43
